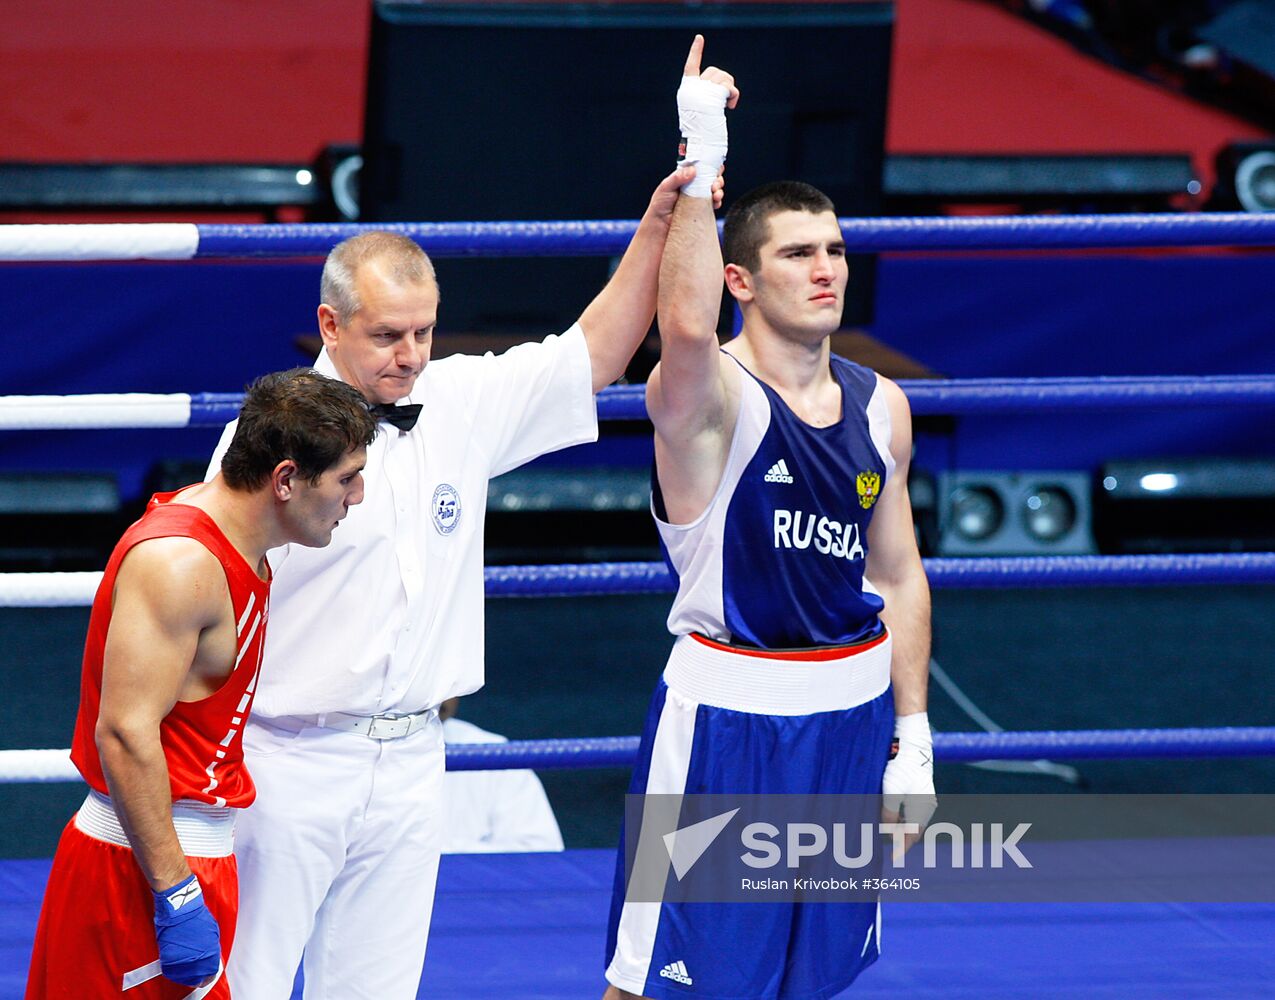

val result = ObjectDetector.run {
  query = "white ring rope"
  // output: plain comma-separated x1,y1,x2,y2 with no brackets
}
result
0,393,193,430
0,573,100,608
0,749,78,783
0,224,199,262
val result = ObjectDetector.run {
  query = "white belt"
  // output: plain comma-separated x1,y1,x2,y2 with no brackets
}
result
263,708,439,741
75,789,235,858
664,630,892,716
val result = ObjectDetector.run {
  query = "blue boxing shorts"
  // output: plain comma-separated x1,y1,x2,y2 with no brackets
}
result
605,629,895,1000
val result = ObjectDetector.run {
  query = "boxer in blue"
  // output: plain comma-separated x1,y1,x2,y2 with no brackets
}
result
603,37,935,1000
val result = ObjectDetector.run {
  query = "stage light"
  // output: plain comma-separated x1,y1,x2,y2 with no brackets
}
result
1138,473,1179,493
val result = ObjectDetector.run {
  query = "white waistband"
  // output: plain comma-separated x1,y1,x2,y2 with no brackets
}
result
74,789,235,858
663,631,892,716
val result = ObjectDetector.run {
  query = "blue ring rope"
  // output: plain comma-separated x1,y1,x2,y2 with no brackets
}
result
186,375,1275,426
444,726,1275,771
191,213,1275,258
481,554,1275,596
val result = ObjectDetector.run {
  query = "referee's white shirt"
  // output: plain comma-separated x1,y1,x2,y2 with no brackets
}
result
207,325,597,718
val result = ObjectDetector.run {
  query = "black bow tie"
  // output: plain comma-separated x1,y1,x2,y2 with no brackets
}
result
369,403,422,431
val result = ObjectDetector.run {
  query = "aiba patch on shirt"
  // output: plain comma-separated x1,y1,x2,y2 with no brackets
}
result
431,483,462,535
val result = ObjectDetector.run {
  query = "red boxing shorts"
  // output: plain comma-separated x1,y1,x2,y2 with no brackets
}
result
25,794,238,999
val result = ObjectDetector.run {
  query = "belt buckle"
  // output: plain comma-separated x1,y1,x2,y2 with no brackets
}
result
366,715,409,740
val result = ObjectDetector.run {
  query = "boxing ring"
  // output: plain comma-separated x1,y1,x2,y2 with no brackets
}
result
3,215,1275,998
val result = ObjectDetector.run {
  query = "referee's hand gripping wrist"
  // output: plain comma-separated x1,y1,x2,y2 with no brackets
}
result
153,873,221,987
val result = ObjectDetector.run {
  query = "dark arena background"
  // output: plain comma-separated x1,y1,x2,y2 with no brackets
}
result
2,1,1275,997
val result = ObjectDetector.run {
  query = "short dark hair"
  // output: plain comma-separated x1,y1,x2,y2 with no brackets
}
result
722,181,837,273
320,232,437,323
220,368,379,490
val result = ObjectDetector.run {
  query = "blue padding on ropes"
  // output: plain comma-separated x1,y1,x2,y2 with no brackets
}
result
444,726,1275,771
478,555,1275,598
186,376,1275,427
188,393,243,425
922,553,1275,588
194,221,640,259
834,213,1275,251
484,561,672,596
594,383,645,421
447,737,640,771
935,727,1275,761
897,375,1275,415
192,213,1275,258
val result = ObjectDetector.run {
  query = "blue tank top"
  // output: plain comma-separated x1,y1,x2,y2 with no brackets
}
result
654,354,895,649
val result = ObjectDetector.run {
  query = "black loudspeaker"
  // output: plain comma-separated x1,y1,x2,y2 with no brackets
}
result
1214,143,1275,212
312,145,363,222
885,154,1199,212
1095,458,1275,553
0,163,320,215
484,467,657,564
937,472,1095,557
0,473,119,570
361,2,894,335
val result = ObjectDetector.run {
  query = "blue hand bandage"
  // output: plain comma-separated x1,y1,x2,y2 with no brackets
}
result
153,874,221,987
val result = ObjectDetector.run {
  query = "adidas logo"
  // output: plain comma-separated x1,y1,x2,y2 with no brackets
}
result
764,459,794,484
659,961,693,986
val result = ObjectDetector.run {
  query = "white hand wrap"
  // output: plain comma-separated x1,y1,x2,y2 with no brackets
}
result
677,76,730,198
882,711,938,830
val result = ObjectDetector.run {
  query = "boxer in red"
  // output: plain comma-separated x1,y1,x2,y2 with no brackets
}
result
25,368,377,999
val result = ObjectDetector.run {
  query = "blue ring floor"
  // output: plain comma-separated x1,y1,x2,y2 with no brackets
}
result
2,849,1272,998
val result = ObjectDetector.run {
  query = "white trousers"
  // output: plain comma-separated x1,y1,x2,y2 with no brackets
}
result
227,716,446,999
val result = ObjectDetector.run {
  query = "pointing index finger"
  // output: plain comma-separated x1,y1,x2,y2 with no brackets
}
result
683,34,703,77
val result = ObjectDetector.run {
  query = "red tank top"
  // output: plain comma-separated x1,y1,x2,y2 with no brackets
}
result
70,490,270,808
